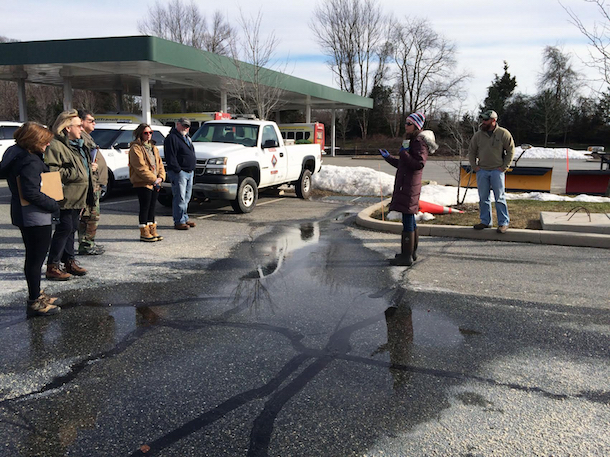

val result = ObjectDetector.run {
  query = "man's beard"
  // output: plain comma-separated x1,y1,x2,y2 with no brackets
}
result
481,122,491,131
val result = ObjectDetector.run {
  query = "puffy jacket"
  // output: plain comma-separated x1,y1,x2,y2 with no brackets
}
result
1,144,60,228
385,130,438,214
129,139,166,189
45,133,93,209
163,127,195,173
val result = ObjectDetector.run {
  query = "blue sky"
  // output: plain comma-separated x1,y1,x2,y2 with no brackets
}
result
1,0,605,112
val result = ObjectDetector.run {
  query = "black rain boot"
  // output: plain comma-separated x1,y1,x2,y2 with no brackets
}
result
412,228,419,262
390,231,413,266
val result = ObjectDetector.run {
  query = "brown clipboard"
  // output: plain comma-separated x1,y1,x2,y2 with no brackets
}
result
16,171,64,206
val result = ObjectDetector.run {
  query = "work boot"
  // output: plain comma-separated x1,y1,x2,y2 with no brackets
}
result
149,222,163,241
64,258,87,276
390,231,414,266
412,228,419,261
27,296,61,318
46,263,71,281
473,223,491,230
140,225,156,242
185,220,196,228
39,289,61,306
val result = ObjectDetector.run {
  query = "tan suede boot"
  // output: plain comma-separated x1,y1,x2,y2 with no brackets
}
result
140,225,156,242
149,222,163,241
27,296,61,317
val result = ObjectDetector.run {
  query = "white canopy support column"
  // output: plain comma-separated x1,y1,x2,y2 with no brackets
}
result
140,76,151,124
331,109,336,157
115,90,123,112
220,89,228,113
305,95,311,123
16,77,27,122
63,79,73,111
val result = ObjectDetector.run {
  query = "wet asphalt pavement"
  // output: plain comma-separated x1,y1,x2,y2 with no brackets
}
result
0,183,609,456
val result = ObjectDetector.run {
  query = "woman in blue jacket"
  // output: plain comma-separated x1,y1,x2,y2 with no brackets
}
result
0,122,61,317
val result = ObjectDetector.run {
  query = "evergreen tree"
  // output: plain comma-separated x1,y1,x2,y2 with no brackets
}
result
480,61,517,117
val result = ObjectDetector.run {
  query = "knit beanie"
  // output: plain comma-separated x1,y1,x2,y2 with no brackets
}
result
406,112,425,130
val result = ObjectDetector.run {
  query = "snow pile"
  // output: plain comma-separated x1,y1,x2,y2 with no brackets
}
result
514,146,590,160
312,165,395,196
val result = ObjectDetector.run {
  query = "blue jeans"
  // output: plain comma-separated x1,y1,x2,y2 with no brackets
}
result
167,170,193,225
401,213,416,232
476,168,509,226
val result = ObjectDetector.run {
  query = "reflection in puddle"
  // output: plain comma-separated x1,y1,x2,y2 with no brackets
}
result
372,305,414,389
232,223,321,314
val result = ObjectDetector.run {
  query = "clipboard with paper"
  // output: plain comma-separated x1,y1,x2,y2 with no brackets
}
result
16,171,64,206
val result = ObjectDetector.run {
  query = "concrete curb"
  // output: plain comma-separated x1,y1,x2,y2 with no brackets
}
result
356,199,610,249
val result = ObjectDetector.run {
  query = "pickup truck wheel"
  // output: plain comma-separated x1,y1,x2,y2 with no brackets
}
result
99,172,114,202
295,169,312,199
231,177,258,213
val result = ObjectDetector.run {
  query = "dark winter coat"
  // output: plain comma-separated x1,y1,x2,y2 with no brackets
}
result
163,127,196,173
384,130,438,214
0,144,60,228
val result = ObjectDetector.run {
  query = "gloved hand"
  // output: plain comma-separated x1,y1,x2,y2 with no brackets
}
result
379,149,390,158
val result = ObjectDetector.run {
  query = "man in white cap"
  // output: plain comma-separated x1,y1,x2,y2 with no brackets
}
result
468,109,515,234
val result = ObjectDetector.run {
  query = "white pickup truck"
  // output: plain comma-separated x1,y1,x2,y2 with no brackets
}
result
159,120,322,213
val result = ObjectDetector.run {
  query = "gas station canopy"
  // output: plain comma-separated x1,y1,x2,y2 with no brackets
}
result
0,35,373,122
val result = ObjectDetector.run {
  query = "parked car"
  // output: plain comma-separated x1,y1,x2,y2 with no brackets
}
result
90,123,171,200
0,121,23,161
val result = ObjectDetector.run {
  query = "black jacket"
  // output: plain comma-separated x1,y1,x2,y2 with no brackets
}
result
1,144,60,228
163,127,196,173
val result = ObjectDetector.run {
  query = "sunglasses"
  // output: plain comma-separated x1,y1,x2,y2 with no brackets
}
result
405,122,414,126
142,131,153,135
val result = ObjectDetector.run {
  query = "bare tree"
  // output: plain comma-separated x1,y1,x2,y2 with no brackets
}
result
391,18,469,126
138,1,233,55
439,111,478,204
223,10,287,119
562,0,610,85
310,0,388,138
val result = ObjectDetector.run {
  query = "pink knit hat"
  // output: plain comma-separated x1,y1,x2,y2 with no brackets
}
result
406,112,425,130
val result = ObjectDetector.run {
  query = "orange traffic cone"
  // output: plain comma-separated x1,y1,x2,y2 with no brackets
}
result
419,200,463,214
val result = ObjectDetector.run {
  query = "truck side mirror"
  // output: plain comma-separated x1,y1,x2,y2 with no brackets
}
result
263,139,278,149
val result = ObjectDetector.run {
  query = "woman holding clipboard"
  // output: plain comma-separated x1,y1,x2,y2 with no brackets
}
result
0,122,61,317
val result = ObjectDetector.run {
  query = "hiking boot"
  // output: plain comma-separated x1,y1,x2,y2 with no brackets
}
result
46,263,71,281
185,220,196,228
140,225,156,242
497,225,508,234
65,258,87,276
149,223,163,241
39,290,61,306
174,223,189,230
27,296,61,317
473,223,491,230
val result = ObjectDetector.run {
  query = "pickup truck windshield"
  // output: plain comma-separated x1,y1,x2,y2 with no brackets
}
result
192,123,259,147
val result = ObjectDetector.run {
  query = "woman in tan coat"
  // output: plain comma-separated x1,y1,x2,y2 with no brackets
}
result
128,124,166,242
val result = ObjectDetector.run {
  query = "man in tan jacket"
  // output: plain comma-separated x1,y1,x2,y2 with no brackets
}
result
468,109,515,234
